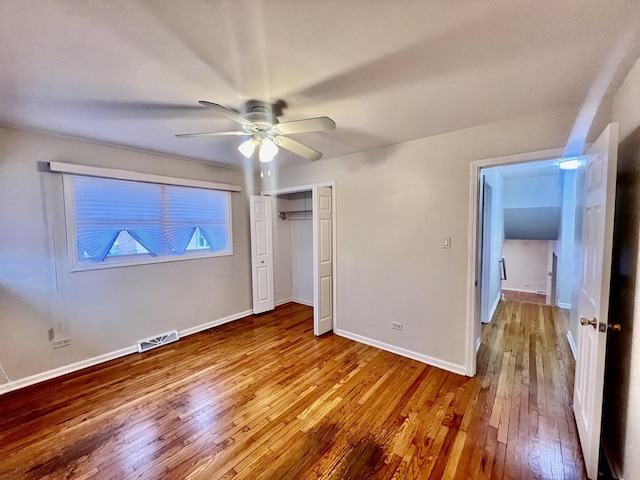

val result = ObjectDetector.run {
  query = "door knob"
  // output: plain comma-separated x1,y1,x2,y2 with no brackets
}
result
608,323,622,332
580,317,597,329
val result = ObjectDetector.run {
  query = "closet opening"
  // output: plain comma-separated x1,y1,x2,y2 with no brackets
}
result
252,182,336,336
272,191,314,309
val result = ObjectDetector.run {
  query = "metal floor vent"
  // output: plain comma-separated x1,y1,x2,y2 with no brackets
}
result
137,330,179,353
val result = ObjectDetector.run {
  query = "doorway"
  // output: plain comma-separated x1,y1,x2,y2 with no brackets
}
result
468,125,620,479
272,190,314,308
252,182,336,336
467,147,568,375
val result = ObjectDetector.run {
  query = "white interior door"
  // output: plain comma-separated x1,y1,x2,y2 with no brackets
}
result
313,186,333,335
250,195,275,314
480,179,493,324
573,123,618,479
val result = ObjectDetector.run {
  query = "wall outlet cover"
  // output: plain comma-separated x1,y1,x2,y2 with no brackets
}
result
53,338,71,349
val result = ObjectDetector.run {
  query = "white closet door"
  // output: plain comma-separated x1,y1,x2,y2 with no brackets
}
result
313,186,333,335
250,195,274,314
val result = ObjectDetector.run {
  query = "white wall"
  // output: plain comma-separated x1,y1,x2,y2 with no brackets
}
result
610,55,640,480
500,169,574,308
557,169,577,308
501,240,549,293
273,104,610,373
272,196,292,303
289,192,313,305
615,57,640,142
0,127,254,384
502,173,563,240
568,164,585,349
502,173,563,208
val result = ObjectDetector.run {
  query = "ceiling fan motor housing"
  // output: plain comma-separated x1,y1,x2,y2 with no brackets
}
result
243,101,278,127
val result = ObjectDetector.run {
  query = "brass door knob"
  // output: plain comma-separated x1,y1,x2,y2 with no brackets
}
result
608,323,622,332
581,317,597,329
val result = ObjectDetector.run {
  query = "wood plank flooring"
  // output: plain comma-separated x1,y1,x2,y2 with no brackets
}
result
0,301,585,479
501,290,547,305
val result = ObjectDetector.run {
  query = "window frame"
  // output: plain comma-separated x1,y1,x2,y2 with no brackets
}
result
58,165,238,272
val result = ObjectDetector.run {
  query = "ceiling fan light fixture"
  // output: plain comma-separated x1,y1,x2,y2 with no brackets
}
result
238,138,256,158
259,137,278,163
179,100,334,162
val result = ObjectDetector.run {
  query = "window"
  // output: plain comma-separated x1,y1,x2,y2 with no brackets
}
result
64,174,233,270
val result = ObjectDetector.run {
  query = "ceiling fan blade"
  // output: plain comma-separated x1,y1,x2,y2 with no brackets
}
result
198,101,252,126
175,131,247,138
273,116,336,135
275,135,323,161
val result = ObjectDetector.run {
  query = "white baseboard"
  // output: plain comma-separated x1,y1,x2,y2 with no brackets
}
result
0,345,138,396
275,297,314,308
502,287,546,295
489,292,501,322
179,309,252,337
0,308,253,396
558,302,571,309
335,329,466,376
291,297,314,307
476,337,482,353
275,297,292,307
481,292,502,324
566,331,577,360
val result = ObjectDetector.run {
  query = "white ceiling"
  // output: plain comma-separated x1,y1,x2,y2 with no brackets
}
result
2,1,640,169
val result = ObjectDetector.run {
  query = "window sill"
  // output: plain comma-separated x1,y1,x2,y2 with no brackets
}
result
69,249,233,272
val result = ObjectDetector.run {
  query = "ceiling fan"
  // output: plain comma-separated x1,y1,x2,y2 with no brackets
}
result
176,100,335,162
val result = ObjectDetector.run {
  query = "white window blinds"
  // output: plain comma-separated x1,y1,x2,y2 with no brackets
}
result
69,175,232,265
163,186,229,254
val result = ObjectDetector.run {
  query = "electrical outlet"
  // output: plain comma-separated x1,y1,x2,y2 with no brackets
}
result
391,322,402,331
53,337,71,349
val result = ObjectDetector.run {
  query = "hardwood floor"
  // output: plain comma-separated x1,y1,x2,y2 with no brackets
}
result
501,290,547,305
0,301,585,479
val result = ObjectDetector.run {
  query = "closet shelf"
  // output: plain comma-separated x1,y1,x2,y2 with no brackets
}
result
279,210,312,220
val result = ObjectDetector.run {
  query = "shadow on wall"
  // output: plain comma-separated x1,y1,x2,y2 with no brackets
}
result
602,125,640,473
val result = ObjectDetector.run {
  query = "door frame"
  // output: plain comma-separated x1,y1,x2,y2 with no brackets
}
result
261,181,338,333
466,147,566,376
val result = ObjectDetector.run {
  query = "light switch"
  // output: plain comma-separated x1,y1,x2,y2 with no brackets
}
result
442,236,451,249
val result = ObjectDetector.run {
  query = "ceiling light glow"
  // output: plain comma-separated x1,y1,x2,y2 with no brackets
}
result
259,138,278,163
559,158,580,170
238,139,256,158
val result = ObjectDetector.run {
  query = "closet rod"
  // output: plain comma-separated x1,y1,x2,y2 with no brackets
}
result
278,210,312,220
